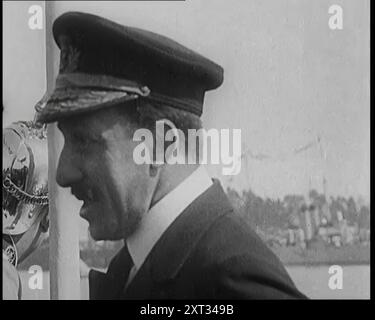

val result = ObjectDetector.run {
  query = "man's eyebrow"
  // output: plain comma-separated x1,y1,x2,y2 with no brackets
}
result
57,121,74,133
56,121,103,141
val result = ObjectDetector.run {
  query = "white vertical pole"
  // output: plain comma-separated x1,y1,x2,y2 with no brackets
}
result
46,1,81,300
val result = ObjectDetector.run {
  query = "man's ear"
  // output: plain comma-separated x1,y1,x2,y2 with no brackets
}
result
156,118,179,164
159,118,182,164
149,162,162,177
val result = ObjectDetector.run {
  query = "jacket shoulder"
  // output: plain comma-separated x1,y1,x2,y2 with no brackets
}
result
190,211,307,299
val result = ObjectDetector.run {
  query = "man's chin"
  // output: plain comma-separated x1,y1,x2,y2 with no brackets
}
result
87,226,105,241
89,233,103,241
88,224,124,241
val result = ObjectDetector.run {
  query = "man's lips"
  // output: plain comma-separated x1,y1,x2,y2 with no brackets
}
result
79,202,91,220
71,187,95,202
71,188,97,220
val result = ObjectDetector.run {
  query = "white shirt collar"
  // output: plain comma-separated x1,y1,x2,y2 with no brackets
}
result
126,166,213,270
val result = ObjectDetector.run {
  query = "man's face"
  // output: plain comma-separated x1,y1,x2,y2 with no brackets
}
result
56,107,155,241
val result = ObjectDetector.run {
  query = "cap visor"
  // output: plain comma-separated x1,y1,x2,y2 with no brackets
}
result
36,88,139,123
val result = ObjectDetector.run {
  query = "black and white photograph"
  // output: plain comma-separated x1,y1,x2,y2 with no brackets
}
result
3,0,370,303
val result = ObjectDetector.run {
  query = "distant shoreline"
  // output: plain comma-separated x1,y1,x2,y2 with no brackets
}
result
18,242,370,271
285,261,370,267
272,243,370,267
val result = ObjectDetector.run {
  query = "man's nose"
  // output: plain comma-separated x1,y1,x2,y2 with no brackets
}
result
56,150,83,188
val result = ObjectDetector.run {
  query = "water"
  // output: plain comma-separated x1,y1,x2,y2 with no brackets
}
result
286,265,370,299
18,265,370,300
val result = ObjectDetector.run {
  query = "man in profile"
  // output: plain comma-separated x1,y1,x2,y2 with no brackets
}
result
37,12,306,299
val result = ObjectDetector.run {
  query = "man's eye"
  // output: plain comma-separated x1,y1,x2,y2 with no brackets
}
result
73,134,102,149
68,130,102,149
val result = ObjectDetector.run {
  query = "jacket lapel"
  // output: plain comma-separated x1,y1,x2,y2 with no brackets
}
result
121,180,234,299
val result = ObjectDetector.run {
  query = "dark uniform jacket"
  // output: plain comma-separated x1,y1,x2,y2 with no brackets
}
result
89,181,306,299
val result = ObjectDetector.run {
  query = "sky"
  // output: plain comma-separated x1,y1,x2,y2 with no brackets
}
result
3,0,370,203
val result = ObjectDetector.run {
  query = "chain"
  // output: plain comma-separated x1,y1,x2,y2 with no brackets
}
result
3,176,48,206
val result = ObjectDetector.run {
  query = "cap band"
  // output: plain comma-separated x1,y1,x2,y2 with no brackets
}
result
56,73,151,97
144,92,202,116
54,73,202,115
